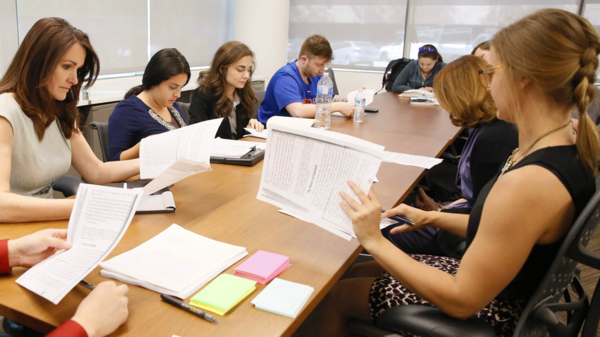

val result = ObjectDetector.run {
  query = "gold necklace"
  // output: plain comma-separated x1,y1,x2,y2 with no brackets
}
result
500,120,572,176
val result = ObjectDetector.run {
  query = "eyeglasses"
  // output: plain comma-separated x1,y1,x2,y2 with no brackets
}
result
478,65,503,89
418,47,436,53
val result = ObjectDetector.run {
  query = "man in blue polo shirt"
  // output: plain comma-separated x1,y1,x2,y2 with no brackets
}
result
258,34,354,124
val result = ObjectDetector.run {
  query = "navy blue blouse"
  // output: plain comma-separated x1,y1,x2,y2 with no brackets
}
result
107,95,185,161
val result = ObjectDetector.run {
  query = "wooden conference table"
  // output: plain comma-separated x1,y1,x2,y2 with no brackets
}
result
0,92,461,336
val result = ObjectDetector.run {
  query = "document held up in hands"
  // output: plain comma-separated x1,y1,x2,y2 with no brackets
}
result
256,117,384,240
140,118,222,179
16,184,142,304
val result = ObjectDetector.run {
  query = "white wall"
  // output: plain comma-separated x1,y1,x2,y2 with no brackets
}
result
0,0,18,78
232,0,289,87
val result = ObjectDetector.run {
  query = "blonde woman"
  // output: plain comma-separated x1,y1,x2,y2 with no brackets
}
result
315,9,599,337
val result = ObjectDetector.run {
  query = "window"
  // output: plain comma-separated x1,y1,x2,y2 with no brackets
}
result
149,1,231,68
288,0,408,68
0,1,18,78
407,0,579,64
17,0,148,75
289,0,585,70
3,0,232,77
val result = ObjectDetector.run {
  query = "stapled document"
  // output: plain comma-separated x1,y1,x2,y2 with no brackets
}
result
257,116,384,240
16,184,142,304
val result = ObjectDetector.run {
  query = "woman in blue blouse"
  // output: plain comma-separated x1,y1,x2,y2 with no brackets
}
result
108,48,190,161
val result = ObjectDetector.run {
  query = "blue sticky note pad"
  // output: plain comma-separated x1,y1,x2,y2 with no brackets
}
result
251,278,314,318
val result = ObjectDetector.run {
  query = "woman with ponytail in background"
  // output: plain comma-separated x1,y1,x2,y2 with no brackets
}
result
315,9,599,337
108,48,190,161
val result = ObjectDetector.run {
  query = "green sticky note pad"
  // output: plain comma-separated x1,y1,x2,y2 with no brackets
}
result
190,274,256,315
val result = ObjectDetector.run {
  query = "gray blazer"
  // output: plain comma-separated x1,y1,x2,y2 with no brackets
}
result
392,59,446,93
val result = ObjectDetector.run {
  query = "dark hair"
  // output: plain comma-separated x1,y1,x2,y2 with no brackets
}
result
198,41,257,119
0,17,100,140
299,34,334,62
418,44,443,63
125,48,190,99
471,41,491,55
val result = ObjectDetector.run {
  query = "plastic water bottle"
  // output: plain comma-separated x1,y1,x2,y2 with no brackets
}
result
315,73,333,129
354,89,366,123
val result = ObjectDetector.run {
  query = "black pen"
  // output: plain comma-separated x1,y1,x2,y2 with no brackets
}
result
79,279,96,290
381,210,414,225
161,294,218,324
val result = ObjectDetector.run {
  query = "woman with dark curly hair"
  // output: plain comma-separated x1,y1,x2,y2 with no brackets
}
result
188,41,263,139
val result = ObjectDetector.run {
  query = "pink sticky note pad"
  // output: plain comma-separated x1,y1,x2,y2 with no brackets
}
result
234,250,291,284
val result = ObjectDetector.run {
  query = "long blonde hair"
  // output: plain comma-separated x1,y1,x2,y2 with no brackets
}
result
492,9,600,174
434,55,496,128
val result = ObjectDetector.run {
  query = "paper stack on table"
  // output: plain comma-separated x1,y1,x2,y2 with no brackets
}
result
211,138,266,159
190,274,256,315
398,89,435,98
100,224,248,299
136,189,176,214
16,184,142,304
257,116,384,241
382,151,443,169
251,278,314,318
243,128,269,139
233,250,291,284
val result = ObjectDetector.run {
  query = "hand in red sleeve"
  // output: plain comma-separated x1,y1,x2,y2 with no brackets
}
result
7,229,71,268
72,281,130,337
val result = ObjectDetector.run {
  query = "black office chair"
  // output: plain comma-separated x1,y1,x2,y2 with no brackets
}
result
178,102,190,124
52,175,83,198
89,121,110,163
348,186,600,337
325,68,340,96
254,91,266,118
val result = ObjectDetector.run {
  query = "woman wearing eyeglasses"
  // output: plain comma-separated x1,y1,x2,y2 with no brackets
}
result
315,9,598,337
391,44,445,93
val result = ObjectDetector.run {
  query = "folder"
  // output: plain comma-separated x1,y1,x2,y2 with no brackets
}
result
251,278,314,318
190,274,256,316
233,250,291,284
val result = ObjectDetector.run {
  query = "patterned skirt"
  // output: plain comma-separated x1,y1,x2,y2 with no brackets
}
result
369,254,524,337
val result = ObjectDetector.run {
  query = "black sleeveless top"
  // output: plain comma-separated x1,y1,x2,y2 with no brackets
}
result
466,145,595,301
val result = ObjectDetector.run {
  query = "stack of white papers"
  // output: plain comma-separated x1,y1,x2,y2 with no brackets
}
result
211,138,266,159
17,184,142,304
398,89,435,98
137,191,176,213
251,278,314,318
243,128,269,139
383,151,443,169
409,97,440,106
100,224,248,299
257,116,384,241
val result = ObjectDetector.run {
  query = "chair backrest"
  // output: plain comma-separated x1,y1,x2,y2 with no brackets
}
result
254,91,265,118
178,102,190,124
513,187,600,337
89,122,110,162
325,68,340,96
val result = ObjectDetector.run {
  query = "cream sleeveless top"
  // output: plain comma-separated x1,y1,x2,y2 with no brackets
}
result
0,93,71,198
